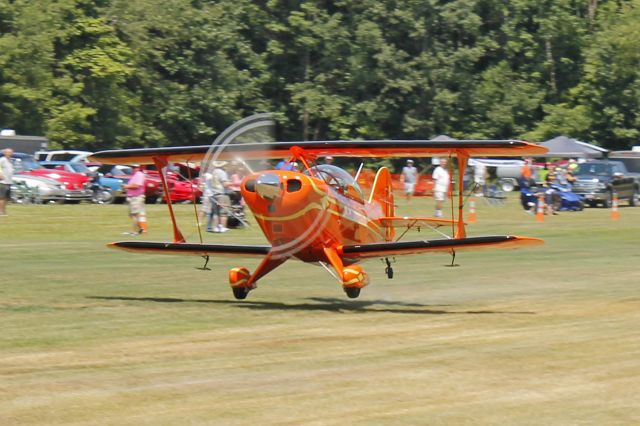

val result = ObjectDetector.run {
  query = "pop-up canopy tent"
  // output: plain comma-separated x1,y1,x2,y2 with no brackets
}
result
539,136,608,158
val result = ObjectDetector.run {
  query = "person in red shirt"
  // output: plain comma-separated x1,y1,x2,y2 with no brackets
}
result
122,165,147,235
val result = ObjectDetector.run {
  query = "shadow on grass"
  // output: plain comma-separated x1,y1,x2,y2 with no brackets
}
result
88,296,534,315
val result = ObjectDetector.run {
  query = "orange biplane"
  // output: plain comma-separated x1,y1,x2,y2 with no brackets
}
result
91,115,548,299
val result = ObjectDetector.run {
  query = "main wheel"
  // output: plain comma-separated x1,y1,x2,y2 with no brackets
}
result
386,266,394,279
344,287,361,299
499,179,515,192
232,287,249,300
94,189,114,204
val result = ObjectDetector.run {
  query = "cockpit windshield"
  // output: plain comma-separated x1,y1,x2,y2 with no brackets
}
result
303,164,364,200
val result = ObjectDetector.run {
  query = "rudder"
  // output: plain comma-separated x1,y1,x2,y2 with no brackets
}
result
368,167,395,241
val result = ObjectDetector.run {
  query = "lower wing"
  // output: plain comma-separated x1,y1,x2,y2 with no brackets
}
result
108,241,271,257
338,235,542,259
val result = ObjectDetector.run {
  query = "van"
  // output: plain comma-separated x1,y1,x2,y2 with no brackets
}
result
34,150,93,162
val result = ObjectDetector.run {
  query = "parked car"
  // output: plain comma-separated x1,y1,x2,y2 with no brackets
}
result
11,174,66,203
40,161,126,203
10,153,92,203
571,160,639,207
143,168,201,203
34,150,93,162
95,164,163,203
609,150,640,174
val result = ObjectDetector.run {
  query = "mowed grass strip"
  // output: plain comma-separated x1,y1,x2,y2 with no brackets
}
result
1,197,640,425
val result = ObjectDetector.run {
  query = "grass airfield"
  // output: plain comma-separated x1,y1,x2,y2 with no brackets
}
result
1,195,640,425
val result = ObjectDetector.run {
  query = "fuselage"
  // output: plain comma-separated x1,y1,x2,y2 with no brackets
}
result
240,167,388,263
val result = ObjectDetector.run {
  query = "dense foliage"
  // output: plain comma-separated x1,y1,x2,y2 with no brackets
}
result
1,0,639,150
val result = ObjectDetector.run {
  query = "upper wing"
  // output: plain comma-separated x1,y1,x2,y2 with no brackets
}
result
108,241,271,257
90,140,547,165
338,235,543,259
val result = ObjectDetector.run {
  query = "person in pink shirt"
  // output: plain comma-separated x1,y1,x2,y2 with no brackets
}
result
122,165,147,234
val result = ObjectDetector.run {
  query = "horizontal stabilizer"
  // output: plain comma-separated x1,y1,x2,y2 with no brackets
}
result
90,140,547,165
375,216,459,228
339,235,543,259
108,241,271,257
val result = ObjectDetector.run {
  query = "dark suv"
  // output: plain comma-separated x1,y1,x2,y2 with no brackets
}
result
572,160,639,207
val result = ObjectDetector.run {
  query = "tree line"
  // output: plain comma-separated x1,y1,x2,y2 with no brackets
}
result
1,0,639,151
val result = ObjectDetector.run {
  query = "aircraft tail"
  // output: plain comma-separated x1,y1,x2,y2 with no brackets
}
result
368,167,395,241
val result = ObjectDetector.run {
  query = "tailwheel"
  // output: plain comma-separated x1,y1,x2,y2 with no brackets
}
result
384,257,394,279
229,267,253,300
386,267,394,279
344,286,361,299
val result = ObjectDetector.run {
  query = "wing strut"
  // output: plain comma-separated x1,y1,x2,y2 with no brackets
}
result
153,156,186,243
455,150,469,239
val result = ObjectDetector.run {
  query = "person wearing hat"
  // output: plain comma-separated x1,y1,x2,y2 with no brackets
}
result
205,161,231,233
401,159,418,201
122,164,147,235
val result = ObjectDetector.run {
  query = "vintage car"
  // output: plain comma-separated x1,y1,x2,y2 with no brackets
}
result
34,150,93,162
11,153,92,202
11,174,66,203
40,160,126,203
143,168,201,203
95,164,163,203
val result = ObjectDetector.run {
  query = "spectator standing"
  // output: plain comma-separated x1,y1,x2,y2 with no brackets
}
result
207,161,231,233
275,160,297,171
544,170,560,215
564,168,577,186
324,156,334,165
432,158,450,217
0,148,14,216
227,161,246,207
122,165,147,234
199,171,214,226
401,159,418,201
473,162,487,195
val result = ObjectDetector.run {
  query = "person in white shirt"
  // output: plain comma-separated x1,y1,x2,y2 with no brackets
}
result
432,158,449,217
0,148,14,216
206,161,231,233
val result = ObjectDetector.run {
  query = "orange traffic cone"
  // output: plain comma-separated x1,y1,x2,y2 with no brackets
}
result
611,193,619,221
468,196,477,224
536,193,545,222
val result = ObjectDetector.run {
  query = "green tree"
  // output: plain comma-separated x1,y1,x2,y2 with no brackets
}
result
108,0,272,147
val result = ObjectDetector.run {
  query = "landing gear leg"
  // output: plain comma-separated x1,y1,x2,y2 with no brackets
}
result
384,257,394,279
228,252,288,300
